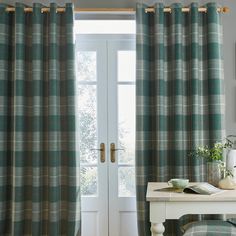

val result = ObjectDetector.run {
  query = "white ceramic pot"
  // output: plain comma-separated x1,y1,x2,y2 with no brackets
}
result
218,176,236,190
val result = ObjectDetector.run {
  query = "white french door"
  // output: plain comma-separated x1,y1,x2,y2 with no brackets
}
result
76,35,137,236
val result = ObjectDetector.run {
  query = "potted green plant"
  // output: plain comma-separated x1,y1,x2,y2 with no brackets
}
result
190,142,231,162
190,141,232,186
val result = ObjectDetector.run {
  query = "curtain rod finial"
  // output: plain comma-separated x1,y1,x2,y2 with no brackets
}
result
222,7,230,13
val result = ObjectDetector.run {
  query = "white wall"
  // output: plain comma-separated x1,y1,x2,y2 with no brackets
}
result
1,0,236,135
220,0,236,135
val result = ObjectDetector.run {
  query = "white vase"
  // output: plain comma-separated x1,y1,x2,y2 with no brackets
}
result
226,149,236,179
234,167,236,180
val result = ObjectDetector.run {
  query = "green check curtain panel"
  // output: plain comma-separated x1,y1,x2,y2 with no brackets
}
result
0,3,80,236
136,2,225,236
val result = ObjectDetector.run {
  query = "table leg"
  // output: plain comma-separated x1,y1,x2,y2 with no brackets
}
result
151,222,165,236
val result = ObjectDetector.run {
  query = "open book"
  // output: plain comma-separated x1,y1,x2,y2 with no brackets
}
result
183,183,225,195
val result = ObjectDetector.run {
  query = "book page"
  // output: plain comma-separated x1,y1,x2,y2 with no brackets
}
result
185,183,224,195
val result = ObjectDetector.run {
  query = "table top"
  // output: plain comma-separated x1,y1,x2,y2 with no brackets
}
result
146,182,236,202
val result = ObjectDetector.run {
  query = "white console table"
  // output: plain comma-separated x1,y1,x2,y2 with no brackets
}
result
146,182,236,236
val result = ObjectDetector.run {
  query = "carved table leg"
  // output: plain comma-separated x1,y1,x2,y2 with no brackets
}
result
151,223,165,236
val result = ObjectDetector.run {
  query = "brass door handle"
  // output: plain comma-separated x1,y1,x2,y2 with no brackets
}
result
110,143,124,163
90,143,105,163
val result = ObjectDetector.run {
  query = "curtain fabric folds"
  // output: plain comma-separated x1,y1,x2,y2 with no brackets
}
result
0,3,80,236
136,2,225,236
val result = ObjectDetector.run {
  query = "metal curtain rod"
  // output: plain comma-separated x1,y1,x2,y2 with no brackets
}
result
5,6,230,14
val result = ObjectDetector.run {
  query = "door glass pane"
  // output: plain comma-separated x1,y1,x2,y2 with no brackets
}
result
77,51,97,81
118,85,135,164
77,48,99,198
118,167,135,197
81,166,98,196
118,51,135,82
78,85,98,164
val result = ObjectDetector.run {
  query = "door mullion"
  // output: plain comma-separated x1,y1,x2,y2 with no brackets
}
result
96,40,109,236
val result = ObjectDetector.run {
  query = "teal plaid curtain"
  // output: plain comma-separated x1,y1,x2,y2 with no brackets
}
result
0,3,80,236
136,2,225,236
